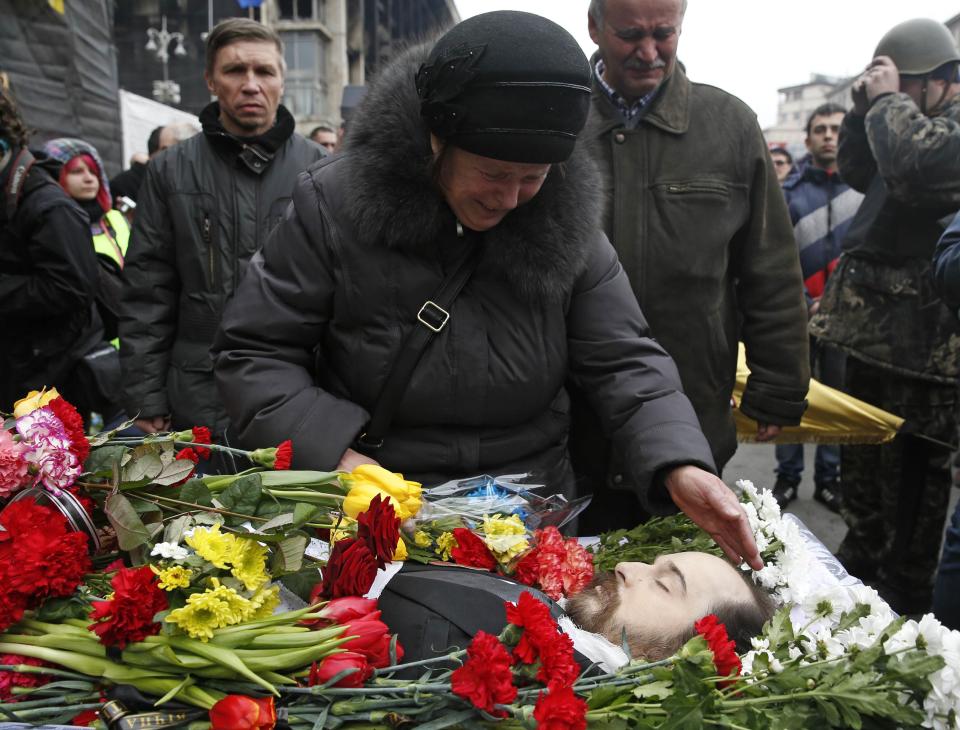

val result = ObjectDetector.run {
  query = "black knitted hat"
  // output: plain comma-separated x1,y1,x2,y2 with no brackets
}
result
416,11,591,163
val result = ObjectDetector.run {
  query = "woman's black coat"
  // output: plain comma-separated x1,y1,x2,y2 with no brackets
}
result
212,45,715,513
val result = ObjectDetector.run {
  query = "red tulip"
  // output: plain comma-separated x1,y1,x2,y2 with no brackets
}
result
340,618,404,668
303,593,381,628
209,695,276,730
308,651,373,687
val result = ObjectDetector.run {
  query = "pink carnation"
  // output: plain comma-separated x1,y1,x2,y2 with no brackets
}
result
531,527,594,601
15,408,81,495
0,431,28,499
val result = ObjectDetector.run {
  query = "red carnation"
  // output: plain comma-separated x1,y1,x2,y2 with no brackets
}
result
191,426,212,459
533,685,588,730
274,440,293,470
505,591,559,665
357,494,400,570
513,548,541,586
0,500,90,631
450,528,497,570
88,566,168,648
451,631,517,716
177,447,200,464
536,632,579,691
48,397,90,465
318,538,378,600
0,654,51,702
694,614,741,685
527,527,594,600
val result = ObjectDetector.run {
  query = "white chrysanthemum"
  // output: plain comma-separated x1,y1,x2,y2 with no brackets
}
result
150,541,189,561
800,627,846,661
750,636,770,651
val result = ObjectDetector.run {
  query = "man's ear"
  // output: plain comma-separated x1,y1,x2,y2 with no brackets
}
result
588,12,601,46
205,71,215,96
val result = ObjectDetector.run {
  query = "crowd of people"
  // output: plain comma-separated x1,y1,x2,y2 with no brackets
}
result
2,0,960,634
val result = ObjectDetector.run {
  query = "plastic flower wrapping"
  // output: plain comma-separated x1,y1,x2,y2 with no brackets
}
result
1,390,959,729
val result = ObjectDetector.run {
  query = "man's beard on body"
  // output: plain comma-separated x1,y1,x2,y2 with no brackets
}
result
623,57,666,72
565,570,621,636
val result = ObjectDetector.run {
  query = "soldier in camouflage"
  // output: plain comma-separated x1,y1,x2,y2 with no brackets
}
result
809,18,960,615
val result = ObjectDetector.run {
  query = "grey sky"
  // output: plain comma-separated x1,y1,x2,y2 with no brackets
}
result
455,1,960,128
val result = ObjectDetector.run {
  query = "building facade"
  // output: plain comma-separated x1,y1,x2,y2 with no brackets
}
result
113,0,458,137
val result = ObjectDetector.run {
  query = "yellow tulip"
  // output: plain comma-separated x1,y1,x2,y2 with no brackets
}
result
13,387,61,418
343,482,402,519
393,537,408,561
349,464,421,503
398,495,421,520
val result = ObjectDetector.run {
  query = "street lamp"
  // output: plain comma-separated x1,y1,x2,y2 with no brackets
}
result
145,15,187,105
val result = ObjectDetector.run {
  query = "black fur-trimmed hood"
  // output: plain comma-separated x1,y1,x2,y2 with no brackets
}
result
342,43,602,302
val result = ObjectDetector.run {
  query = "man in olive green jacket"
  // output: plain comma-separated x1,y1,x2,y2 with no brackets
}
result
578,0,809,529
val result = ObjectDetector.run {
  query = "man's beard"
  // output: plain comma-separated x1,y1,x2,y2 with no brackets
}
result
565,571,620,635
623,57,667,72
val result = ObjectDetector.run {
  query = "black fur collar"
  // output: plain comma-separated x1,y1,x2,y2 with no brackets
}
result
342,44,602,303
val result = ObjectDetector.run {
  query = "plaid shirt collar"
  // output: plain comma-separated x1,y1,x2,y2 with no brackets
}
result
594,58,659,124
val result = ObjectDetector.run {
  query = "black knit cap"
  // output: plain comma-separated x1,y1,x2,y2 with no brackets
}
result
416,11,591,164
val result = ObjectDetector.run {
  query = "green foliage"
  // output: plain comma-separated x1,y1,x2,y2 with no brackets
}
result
590,514,722,571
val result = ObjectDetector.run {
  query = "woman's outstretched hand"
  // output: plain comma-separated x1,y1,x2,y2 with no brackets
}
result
664,465,763,570
336,447,380,472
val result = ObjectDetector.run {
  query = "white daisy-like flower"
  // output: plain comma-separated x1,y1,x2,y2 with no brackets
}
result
150,541,189,561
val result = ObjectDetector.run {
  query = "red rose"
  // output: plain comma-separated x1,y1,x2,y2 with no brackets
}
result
274,439,293,470
451,631,517,716
308,652,372,688
88,566,168,648
209,695,276,730
191,426,212,459
450,527,497,570
48,397,89,465
357,494,400,570
318,538,379,600
533,685,588,730
694,614,741,684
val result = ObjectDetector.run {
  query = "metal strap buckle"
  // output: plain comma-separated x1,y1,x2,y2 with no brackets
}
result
355,432,384,450
417,300,450,332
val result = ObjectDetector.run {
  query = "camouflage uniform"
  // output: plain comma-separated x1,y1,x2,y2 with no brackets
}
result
810,92,960,614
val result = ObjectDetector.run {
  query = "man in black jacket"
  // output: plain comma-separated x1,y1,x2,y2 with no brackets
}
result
119,18,326,439
0,86,103,413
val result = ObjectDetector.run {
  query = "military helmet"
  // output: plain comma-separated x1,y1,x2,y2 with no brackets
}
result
874,18,960,75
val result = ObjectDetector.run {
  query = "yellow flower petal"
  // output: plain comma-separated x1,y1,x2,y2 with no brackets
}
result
13,387,61,418
393,537,408,561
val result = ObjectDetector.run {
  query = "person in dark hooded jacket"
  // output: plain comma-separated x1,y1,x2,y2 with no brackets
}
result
212,11,762,569
0,87,103,415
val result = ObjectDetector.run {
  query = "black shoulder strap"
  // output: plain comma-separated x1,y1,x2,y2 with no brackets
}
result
4,148,37,221
355,242,484,451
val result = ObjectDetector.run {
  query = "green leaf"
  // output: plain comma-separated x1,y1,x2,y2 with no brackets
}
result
258,470,341,487
587,684,631,709
179,480,214,507
217,473,263,524
105,493,152,550
33,594,91,622
258,513,296,533
279,565,323,601
163,514,194,545
271,535,308,574
152,458,197,486
121,451,164,483
632,679,673,700
83,445,127,476
292,502,321,530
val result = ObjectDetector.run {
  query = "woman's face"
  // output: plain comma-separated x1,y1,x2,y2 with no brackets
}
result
64,157,100,201
433,140,551,232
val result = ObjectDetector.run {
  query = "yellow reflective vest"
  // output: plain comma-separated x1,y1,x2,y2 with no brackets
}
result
92,208,129,269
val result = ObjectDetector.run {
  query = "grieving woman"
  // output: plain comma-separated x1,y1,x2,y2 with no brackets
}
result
212,11,761,568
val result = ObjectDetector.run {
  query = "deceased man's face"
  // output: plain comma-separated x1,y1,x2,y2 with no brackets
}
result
566,552,755,659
